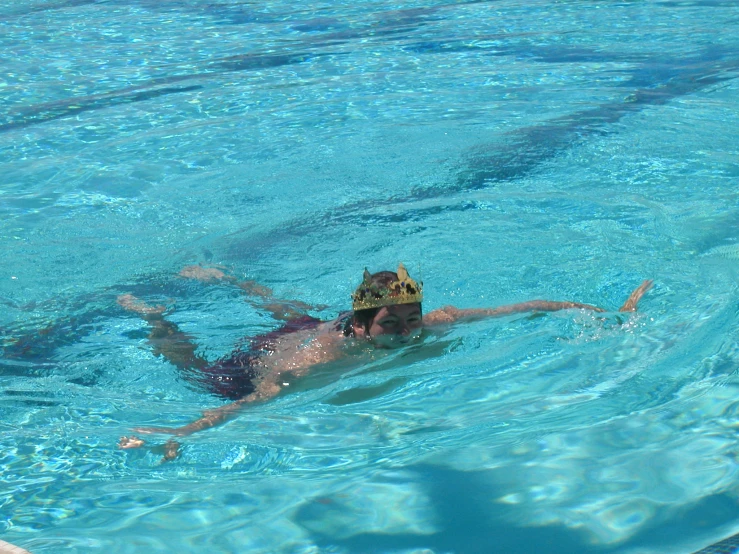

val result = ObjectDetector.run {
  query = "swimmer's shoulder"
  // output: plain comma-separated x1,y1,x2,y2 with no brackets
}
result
317,311,353,336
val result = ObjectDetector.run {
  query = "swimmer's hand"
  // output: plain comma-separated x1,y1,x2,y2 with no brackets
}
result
118,435,146,449
618,280,654,312
118,436,180,462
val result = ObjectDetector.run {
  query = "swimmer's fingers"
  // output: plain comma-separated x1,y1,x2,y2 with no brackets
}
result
118,436,146,449
618,280,654,312
119,436,181,462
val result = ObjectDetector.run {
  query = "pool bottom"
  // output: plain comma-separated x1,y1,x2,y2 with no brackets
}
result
0,539,32,554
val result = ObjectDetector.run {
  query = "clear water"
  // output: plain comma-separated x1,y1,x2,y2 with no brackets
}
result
2,0,739,552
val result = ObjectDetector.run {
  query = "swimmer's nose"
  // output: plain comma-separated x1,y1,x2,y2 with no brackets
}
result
399,325,410,336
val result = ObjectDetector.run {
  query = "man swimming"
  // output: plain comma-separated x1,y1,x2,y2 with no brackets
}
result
118,263,652,459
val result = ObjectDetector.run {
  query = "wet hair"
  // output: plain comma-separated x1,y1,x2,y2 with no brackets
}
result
347,307,379,336
345,271,422,337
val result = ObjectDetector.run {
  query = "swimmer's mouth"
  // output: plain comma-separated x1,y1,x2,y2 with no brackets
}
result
372,333,420,349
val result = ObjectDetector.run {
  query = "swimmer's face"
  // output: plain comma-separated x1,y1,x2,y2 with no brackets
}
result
356,303,423,349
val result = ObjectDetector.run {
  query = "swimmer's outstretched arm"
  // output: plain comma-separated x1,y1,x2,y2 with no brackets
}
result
179,265,323,321
424,280,653,325
119,378,282,447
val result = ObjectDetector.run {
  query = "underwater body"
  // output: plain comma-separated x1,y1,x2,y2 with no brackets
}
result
2,0,739,552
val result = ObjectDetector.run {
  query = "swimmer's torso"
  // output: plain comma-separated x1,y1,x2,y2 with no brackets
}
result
198,313,354,401
256,319,347,376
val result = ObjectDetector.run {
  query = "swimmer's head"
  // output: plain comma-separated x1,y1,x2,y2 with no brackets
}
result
351,263,422,311
352,302,423,348
349,264,423,348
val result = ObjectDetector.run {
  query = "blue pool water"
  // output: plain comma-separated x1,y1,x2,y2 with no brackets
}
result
2,0,739,552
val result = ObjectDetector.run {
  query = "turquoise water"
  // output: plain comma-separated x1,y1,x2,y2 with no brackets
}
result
2,0,739,552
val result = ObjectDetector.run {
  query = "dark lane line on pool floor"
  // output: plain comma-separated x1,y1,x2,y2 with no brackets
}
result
2,6,738,365
227,47,739,260
0,3,448,130
2,46,737,365
5,0,730,135
0,51,318,134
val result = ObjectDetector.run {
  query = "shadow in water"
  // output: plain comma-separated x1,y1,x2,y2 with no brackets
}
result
296,464,602,554
296,463,739,554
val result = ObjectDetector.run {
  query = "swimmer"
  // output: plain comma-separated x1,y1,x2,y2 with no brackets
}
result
118,263,652,460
